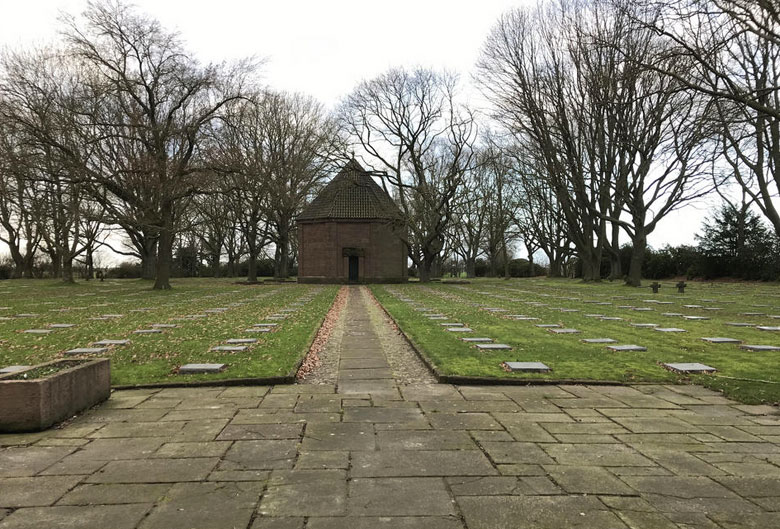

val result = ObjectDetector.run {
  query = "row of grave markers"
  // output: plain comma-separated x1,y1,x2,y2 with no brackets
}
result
386,285,779,376
1,287,323,377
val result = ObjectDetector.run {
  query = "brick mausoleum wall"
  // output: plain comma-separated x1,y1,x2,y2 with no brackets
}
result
298,220,407,283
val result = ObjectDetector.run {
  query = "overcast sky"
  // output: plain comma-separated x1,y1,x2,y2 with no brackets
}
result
0,0,718,253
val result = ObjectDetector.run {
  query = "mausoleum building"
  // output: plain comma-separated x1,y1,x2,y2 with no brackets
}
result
297,159,408,283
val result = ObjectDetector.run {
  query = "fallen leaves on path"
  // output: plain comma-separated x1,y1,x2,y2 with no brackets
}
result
296,286,348,381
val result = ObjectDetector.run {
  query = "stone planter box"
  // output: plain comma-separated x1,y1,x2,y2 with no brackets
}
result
0,358,110,433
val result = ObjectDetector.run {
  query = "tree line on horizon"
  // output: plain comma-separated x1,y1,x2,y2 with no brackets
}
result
0,0,777,288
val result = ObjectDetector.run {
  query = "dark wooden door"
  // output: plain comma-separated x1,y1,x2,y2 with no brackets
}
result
348,256,359,281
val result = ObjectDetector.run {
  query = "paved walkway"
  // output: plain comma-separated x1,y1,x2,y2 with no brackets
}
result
1,287,780,528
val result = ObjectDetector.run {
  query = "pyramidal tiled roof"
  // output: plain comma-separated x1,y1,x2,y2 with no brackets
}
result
297,159,402,221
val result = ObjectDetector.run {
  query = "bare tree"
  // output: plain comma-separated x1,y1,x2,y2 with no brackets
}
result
339,67,476,282
510,147,573,277
478,3,615,281
0,2,256,288
451,166,488,278
631,0,780,238
0,115,42,278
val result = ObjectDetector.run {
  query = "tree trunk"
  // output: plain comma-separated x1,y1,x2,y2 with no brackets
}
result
625,231,647,287
246,257,258,283
153,211,173,290
418,254,435,282
465,259,476,278
579,247,602,282
502,242,510,279
607,222,621,281
211,250,221,278
140,237,157,280
8,245,24,278
22,255,35,278
62,258,75,284
274,229,290,279
50,253,61,279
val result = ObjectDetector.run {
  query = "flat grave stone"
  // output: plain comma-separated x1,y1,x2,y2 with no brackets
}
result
179,363,226,374
65,347,108,355
226,338,257,344
633,307,653,312
607,344,647,352
703,307,722,311
246,327,271,333
631,323,658,328
513,317,540,321
476,343,512,350
757,326,780,332
617,305,635,309
560,308,579,313
23,329,53,334
101,314,124,318
15,314,37,318
483,308,508,312
655,327,687,333
254,323,278,327
428,316,448,320
0,316,14,321
582,338,617,344
596,302,612,306
661,312,684,317
584,314,604,318
461,337,493,342
504,361,551,373
211,345,247,352
49,324,76,328
93,339,130,346
701,337,741,344
656,301,674,305
446,327,473,332
683,305,703,309
0,365,31,374
536,324,561,328
549,328,580,334
151,324,177,328
740,344,780,352
742,312,765,316
133,329,162,334
600,316,623,321
663,362,717,374
769,315,780,319
440,322,464,327
683,316,710,320
185,314,208,319
726,322,755,327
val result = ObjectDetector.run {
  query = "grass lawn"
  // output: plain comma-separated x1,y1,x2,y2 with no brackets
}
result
0,278,337,386
372,278,780,404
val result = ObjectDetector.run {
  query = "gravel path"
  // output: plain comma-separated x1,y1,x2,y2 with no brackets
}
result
364,287,435,385
301,285,435,385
